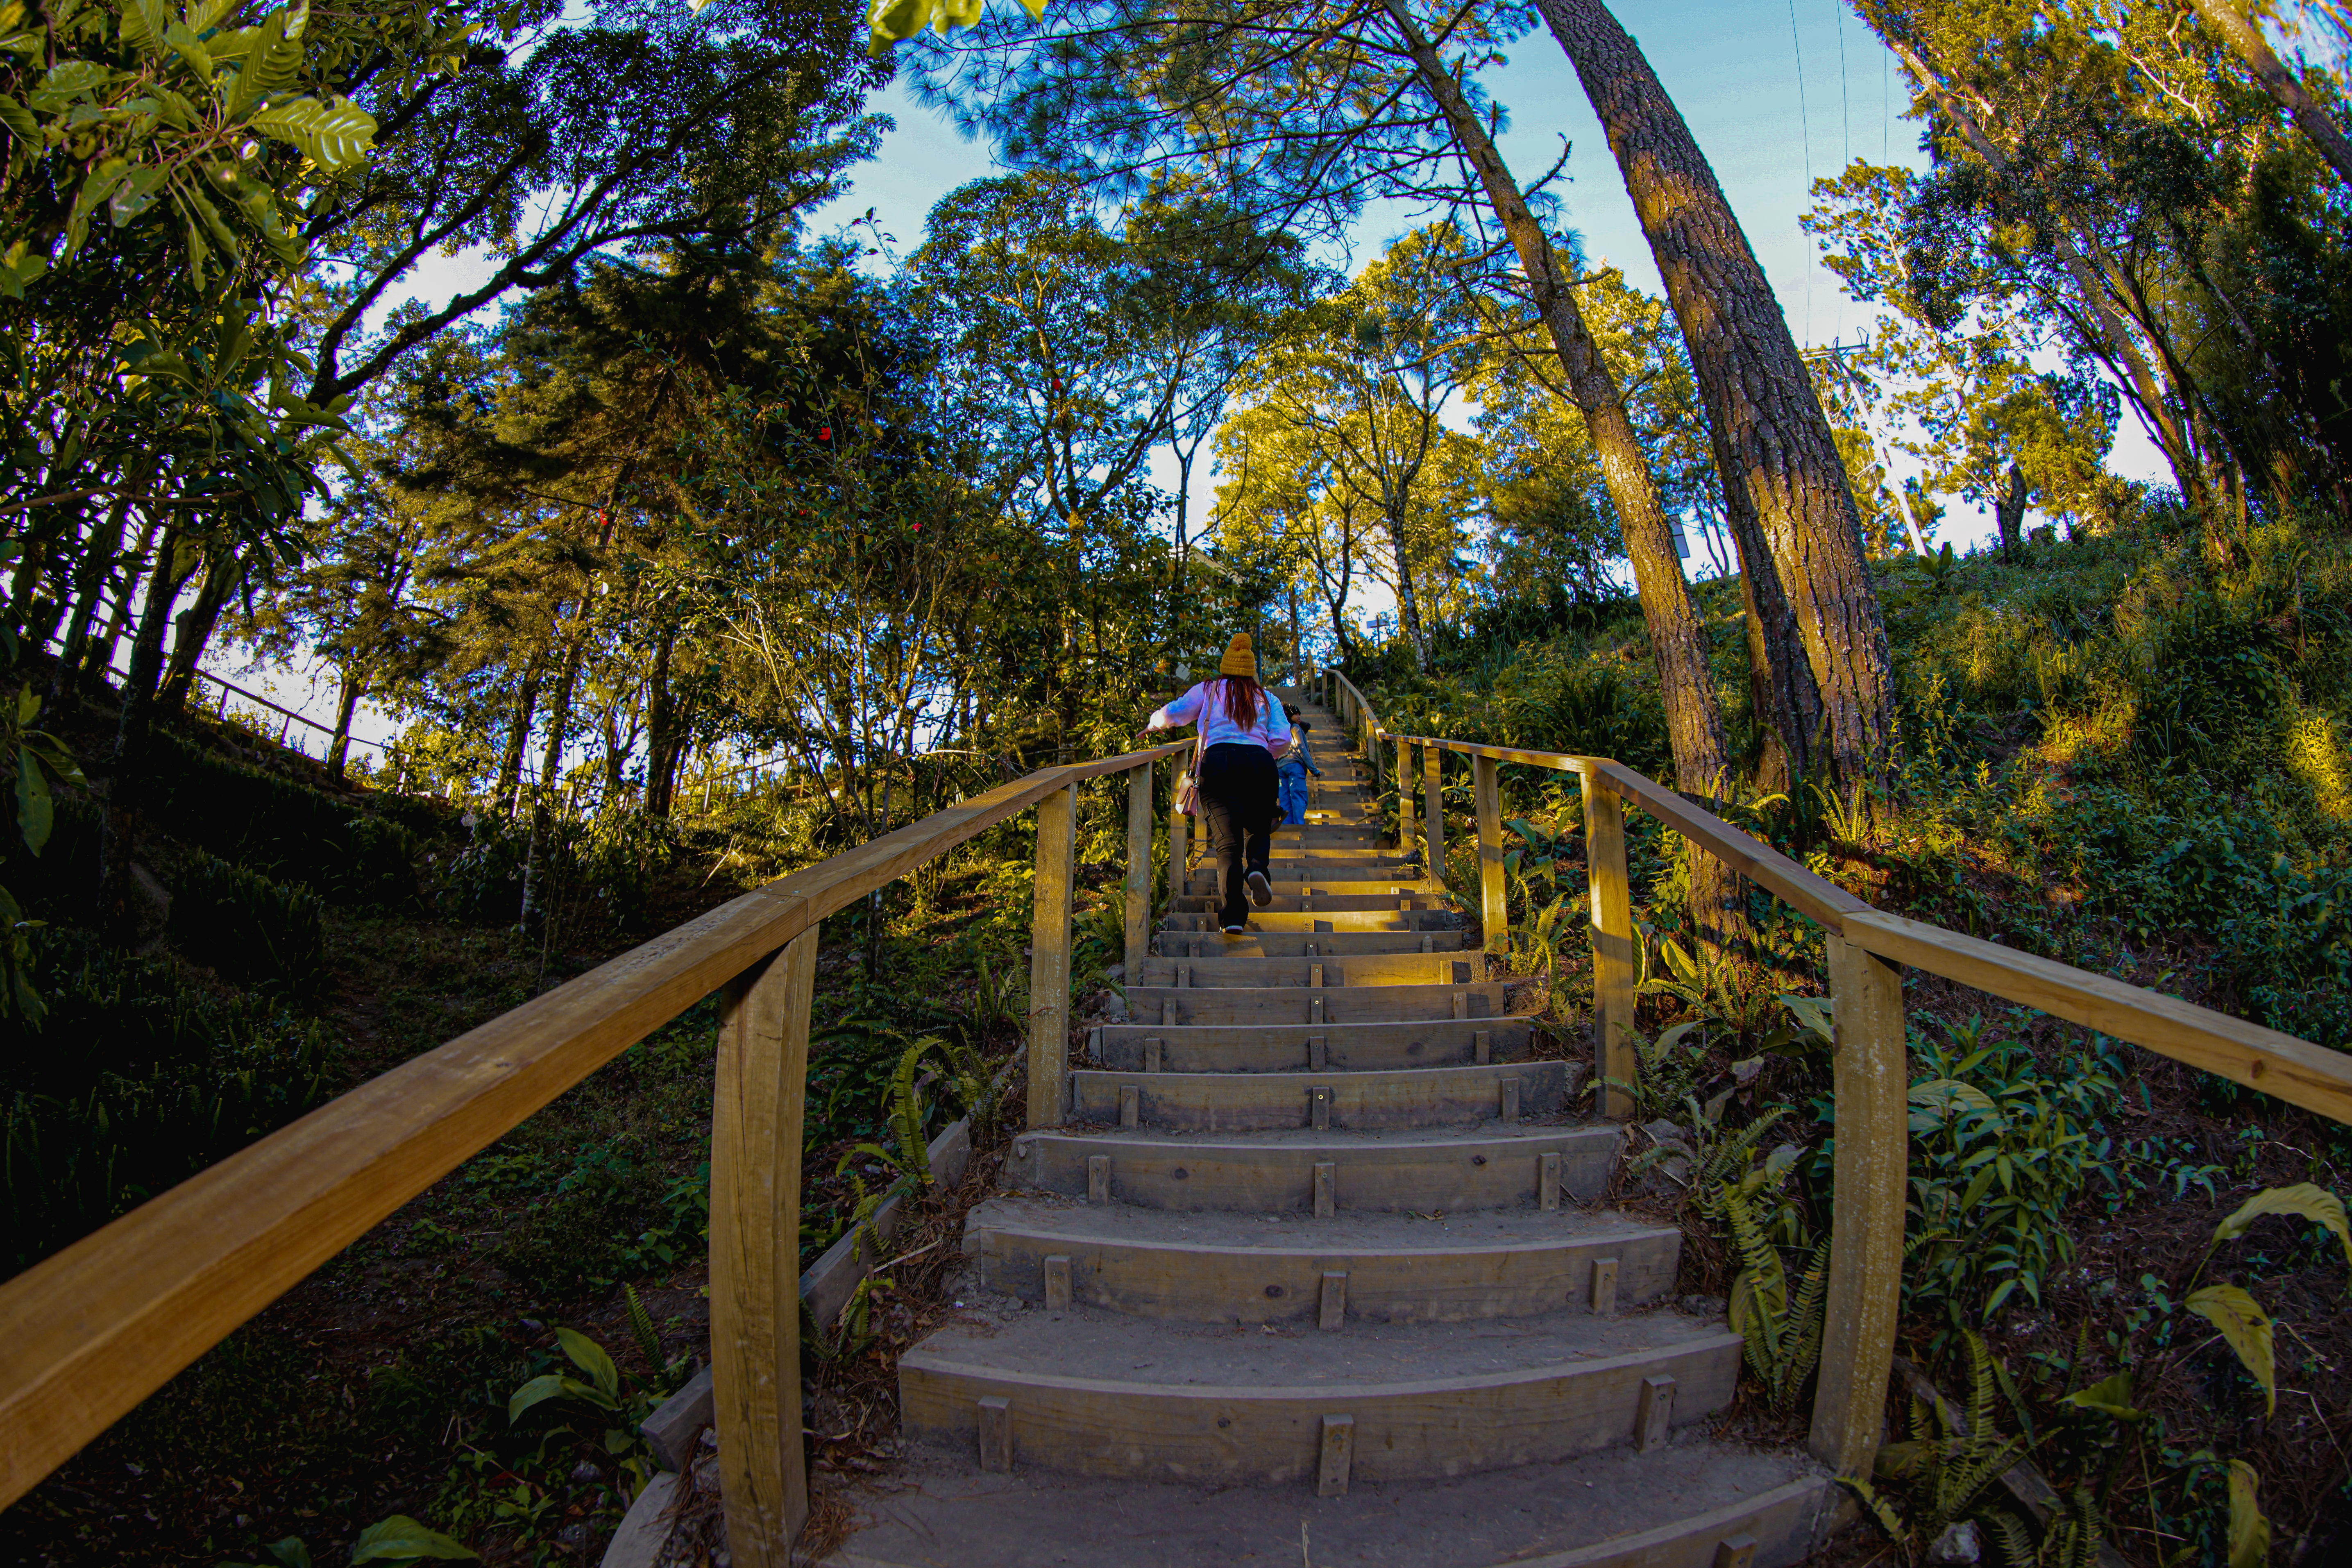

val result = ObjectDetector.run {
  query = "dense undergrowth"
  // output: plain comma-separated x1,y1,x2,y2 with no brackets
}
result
0,676,1154,1566
1352,502,2352,1565
9,501,2352,1565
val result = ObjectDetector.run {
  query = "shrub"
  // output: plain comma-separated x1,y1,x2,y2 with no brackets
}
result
148,731,423,905
1,945,335,1271
169,851,330,995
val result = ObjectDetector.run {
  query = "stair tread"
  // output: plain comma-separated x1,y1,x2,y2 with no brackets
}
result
966,1194,1674,1253
822,1438,1828,1568
1020,1121,1609,1151
904,1298,1733,1389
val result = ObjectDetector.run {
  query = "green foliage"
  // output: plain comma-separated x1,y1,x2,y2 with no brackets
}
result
1901,1023,2120,1330
2,943,332,1271
150,731,423,905
169,848,329,994
1722,1181,1826,1410
218,1514,479,1568
488,1138,708,1298
1844,1333,2068,1567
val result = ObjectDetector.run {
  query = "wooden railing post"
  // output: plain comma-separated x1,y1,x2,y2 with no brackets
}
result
1027,781,1079,1128
1811,933,1907,1477
1123,762,1153,977
1474,753,1506,954
1422,743,1446,887
1395,736,1415,855
1580,772,1637,1118
710,930,819,1566
1168,752,1190,884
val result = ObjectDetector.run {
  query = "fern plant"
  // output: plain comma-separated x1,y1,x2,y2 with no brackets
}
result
1722,1180,1826,1410
1843,1331,2050,1568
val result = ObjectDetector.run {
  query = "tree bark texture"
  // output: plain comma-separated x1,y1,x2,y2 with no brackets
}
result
327,671,364,778
497,638,550,817
1383,505,1429,673
157,542,245,715
1538,0,1900,793
518,610,590,930
1994,463,2028,560
2191,0,2352,188
1385,2,1748,962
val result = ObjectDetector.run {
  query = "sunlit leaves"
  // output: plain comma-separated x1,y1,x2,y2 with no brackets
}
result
868,0,1043,52
2186,1282,2275,1414
249,93,377,169
2211,1181,2352,1273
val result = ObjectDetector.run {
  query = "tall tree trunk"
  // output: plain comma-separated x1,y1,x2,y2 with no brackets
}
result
1384,505,1430,672
327,668,364,778
642,622,678,819
1994,463,2029,560
88,514,161,691
496,635,551,817
2191,0,2352,187
517,610,590,930
1386,1,1747,962
156,541,244,714
113,525,198,733
1539,0,1899,797
53,499,131,702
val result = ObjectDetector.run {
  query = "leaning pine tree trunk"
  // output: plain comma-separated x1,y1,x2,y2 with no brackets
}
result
1539,0,1900,796
1385,0,1749,967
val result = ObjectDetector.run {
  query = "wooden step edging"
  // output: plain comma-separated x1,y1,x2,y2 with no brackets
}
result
1067,1060,1576,1132
1007,1126,1618,1212
897,1333,1741,1486
1093,1017,1535,1074
967,1217,1680,1323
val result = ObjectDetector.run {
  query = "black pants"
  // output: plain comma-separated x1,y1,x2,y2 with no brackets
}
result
1198,742,1278,928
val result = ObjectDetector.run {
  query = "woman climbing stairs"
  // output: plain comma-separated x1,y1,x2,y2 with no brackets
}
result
823,692,1835,1566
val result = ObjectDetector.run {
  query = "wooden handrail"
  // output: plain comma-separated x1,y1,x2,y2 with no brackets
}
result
0,740,1190,1525
1339,679,2352,1492
1378,731,2352,1123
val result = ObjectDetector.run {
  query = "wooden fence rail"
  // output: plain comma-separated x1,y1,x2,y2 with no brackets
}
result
0,739,1189,1568
1322,667,2352,1482
11,662,2352,1557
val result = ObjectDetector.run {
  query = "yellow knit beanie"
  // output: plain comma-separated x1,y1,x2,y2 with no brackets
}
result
1219,633,1256,678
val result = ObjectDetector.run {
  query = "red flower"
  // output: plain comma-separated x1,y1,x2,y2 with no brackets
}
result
819,426,832,440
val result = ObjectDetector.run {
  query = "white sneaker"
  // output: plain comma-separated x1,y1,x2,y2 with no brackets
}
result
1246,871,1273,907
1222,923,1246,935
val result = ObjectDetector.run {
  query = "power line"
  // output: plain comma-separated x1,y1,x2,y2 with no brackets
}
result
1837,0,1850,168
1788,0,1813,345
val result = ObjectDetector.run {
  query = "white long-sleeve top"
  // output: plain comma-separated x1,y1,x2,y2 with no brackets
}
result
1148,679,1292,757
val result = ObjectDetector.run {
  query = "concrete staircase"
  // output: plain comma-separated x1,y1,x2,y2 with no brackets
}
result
824,693,1834,1567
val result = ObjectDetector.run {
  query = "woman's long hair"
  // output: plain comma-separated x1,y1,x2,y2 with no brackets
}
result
1220,674,1264,731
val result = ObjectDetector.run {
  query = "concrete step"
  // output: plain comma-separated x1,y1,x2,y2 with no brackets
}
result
961,1197,1678,1322
1005,1123,1618,1212
1125,980,1507,1026
1094,1017,1539,1074
1068,1058,1578,1132
821,1439,1831,1568
1181,864,1424,886
1137,953,1480,989
898,1302,1740,1485
1150,929,1467,958
1171,893,1441,914
1159,909,1455,934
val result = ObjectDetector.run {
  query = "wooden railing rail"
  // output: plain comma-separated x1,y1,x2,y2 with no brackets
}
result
0,739,1191,1566
1343,695,2352,1488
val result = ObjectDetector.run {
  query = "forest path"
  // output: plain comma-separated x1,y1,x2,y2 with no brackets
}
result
819,697,1835,1566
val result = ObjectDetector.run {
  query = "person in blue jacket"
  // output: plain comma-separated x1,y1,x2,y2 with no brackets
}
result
1277,709,1324,827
